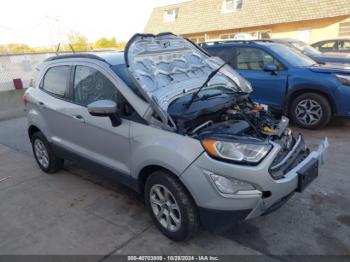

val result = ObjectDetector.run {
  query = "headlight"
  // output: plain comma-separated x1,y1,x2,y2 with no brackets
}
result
201,139,272,164
335,74,350,86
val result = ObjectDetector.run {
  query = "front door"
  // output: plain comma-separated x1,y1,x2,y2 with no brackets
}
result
56,64,131,175
233,47,288,110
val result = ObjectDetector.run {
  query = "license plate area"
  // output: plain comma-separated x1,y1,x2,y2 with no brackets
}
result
297,158,319,192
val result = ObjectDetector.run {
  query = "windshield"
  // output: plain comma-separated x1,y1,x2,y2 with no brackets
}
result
111,64,136,90
270,44,316,67
111,64,147,101
299,45,322,56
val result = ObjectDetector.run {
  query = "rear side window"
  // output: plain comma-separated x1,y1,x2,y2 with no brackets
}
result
42,66,69,97
204,47,236,67
73,65,118,106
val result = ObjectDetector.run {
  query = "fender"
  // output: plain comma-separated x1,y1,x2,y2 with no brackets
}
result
284,74,337,114
129,122,204,180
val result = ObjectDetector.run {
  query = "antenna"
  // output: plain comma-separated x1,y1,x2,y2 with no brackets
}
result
69,43,75,53
55,43,61,55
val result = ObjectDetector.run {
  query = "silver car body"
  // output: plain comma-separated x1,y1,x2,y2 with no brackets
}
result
25,33,328,229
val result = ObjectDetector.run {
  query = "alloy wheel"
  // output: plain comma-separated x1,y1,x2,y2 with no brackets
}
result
34,139,50,168
149,184,181,232
295,99,323,126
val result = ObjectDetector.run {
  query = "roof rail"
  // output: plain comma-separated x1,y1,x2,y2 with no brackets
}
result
45,53,107,63
200,39,274,46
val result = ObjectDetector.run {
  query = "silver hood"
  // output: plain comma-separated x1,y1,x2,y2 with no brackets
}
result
125,33,252,128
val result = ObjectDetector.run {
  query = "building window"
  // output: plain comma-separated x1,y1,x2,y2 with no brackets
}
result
259,31,272,39
163,8,179,22
339,22,350,37
189,37,205,44
223,0,243,13
221,34,236,40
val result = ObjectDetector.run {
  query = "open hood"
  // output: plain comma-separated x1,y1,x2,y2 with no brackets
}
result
125,33,252,128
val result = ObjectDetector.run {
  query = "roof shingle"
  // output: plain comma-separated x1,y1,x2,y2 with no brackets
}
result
145,0,350,35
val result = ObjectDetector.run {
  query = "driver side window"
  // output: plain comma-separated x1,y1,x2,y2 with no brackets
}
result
73,66,118,106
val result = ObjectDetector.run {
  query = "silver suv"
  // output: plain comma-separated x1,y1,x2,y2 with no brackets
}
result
24,33,328,241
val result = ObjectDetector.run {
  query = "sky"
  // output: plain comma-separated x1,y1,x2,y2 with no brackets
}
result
0,0,187,46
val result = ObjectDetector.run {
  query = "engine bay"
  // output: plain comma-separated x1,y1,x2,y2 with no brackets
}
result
167,87,287,141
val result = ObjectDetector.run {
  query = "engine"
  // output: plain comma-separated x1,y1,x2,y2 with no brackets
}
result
168,92,284,139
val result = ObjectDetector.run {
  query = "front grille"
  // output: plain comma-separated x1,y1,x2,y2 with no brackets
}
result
269,135,309,180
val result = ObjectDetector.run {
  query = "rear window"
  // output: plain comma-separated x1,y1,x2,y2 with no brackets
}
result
41,66,69,97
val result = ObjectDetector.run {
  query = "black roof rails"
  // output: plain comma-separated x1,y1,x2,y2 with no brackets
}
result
45,53,107,63
200,39,274,46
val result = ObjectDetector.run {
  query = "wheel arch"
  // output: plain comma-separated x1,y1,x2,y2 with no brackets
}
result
285,88,336,115
28,125,42,142
137,165,198,205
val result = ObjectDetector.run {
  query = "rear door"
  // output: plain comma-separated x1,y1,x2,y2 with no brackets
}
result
38,64,72,142
232,47,288,110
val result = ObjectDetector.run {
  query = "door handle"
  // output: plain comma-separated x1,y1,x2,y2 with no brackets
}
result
72,115,85,123
37,101,46,108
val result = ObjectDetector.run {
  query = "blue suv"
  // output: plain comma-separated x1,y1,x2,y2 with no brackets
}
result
202,40,350,129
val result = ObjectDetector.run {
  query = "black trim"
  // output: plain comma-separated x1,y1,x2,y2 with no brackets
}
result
198,207,251,232
269,135,309,180
262,192,295,216
45,54,108,63
51,143,140,192
68,65,75,100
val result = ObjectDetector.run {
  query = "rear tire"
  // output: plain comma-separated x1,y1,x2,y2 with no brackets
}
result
145,170,200,241
31,132,64,173
290,93,331,129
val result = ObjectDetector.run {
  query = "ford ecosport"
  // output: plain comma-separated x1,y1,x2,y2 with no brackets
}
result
24,33,328,241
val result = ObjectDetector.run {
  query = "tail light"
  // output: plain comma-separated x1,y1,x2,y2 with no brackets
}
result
22,94,28,107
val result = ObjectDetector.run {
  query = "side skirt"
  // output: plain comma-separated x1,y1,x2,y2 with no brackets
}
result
51,143,140,193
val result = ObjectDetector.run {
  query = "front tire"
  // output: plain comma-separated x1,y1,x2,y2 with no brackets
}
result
290,93,331,129
145,171,200,241
31,132,64,173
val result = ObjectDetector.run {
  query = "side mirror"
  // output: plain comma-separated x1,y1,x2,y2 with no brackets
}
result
263,63,278,74
88,100,121,127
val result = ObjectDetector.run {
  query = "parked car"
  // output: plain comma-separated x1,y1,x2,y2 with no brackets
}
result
23,33,327,241
312,38,350,54
270,38,350,65
202,40,350,129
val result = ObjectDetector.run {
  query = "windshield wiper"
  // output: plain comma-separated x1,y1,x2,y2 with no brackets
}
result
184,62,228,109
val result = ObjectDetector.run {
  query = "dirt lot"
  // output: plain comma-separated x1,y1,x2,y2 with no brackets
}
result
0,117,349,258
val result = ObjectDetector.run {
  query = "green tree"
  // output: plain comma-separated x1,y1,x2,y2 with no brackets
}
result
0,43,35,54
66,31,90,51
93,37,126,50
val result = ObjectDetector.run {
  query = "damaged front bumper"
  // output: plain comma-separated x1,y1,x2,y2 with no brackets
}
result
248,136,329,219
180,136,329,232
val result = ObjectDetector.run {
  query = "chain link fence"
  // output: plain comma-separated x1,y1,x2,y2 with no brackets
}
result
0,51,116,91
0,52,56,91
